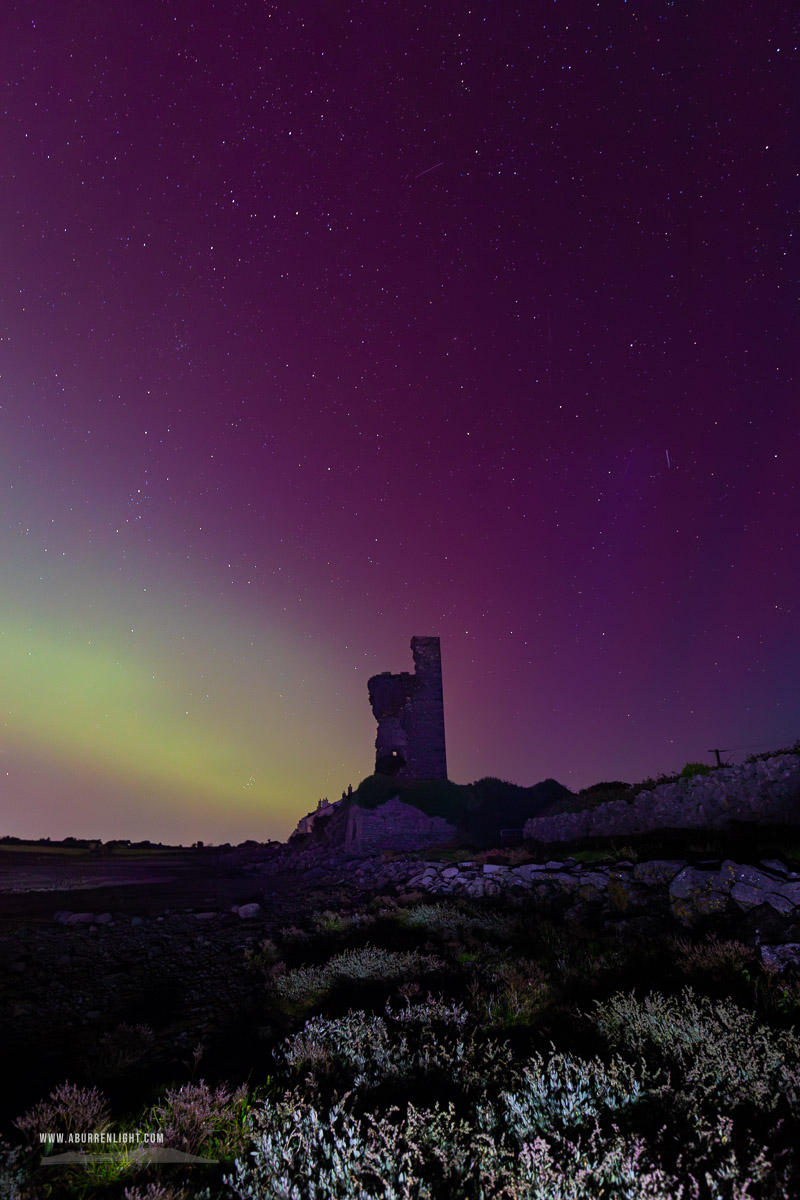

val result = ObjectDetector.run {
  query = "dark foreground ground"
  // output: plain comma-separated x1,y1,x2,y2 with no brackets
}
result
0,848,318,1129
4,837,800,1199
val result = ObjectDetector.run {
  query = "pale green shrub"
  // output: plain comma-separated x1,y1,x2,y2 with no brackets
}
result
500,1051,651,1138
227,1091,772,1200
401,903,519,943
592,987,800,1110
0,1139,31,1200
226,1096,478,1200
274,945,443,1008
279,1002,512,1098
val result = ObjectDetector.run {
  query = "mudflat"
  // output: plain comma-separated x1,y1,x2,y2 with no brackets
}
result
0,846,299,928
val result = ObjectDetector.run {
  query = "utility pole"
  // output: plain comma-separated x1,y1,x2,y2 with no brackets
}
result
708,749,722,767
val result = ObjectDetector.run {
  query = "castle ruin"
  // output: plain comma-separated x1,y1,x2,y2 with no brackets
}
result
367,636,448,780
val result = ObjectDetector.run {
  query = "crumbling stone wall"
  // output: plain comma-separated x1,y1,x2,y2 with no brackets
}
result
523,754,800,845
368,636,447,780
343,794,457,855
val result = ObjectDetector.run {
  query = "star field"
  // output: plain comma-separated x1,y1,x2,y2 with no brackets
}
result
0,1,797,843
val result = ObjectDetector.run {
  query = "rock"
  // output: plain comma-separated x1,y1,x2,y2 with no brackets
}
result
237,903,261,919
194,912,218,921
780,882,800,906
482,864,507,874
760,859,789,876
761,944,800,972
727,864,784,893
95,913,113,925
131,917,144,926
546,872,583,890
669,868,730,926
576,871,610,896
65,913,95,925
441,867,460,879
606,875,637,912
53,911,73,923
731,883,795,915
524,753,800,843
512,864,551,880
633,860,686,887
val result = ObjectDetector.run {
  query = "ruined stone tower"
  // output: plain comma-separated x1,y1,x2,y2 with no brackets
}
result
367,636,447,781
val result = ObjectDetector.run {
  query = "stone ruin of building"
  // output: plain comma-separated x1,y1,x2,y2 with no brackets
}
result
367,636,448,780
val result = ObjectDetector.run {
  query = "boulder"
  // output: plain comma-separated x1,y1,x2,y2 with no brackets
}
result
633,860,686,887
726,864,785,892
731,883,794,915
761,944,800,972
669,867,731,926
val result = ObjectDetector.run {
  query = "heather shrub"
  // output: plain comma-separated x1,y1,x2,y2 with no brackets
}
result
123,1186,188,1200
14,1082,111,1147
310,908,377,935
96,1023,155,1073
482,959,551,1028
145,1080,249,1157
311,909,348,934
274,945,443,1009
529,922,628,989
671,934,755,978
123,1187,214,1200
399,902,520,944
277,924,309,944
487,1116,772,1200
243,937,284,983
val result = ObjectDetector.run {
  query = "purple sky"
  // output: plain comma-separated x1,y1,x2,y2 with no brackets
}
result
1,1,797,844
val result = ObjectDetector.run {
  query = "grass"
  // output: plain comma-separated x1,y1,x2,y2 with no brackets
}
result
0,844,88,856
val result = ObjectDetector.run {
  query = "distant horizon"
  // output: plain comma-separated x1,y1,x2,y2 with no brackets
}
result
3,733,797,847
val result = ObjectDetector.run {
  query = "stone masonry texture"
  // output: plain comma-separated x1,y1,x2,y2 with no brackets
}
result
523,754,800,844
368,636,447,780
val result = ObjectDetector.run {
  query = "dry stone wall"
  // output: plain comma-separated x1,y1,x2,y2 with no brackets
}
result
343,795,457,856
336,852,800,935
523,754,800,845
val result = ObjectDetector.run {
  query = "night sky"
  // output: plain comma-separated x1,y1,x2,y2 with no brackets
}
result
1,1,797,845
